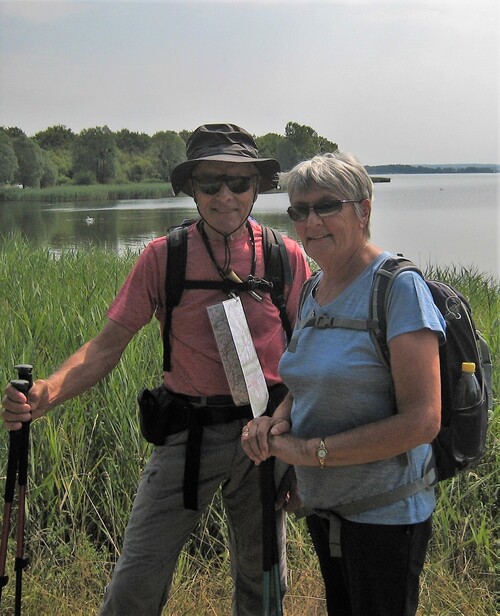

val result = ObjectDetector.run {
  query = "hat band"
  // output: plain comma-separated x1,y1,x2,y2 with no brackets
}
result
188,143,259,161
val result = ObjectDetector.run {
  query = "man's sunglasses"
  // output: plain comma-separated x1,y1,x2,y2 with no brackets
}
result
192,175,258,196
287,199,363,222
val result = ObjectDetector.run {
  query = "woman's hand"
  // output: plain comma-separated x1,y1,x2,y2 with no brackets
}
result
241,415,291,464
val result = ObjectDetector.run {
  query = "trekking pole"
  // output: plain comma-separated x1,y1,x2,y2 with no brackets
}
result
0,364,33,615
259,457,283,616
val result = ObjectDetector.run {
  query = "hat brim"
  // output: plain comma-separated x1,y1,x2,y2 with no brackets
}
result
171,154,280,196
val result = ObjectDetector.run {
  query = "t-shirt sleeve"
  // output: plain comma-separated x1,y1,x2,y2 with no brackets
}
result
107,240,164,333
385,271,446,344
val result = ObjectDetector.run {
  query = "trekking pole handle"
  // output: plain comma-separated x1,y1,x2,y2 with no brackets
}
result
14,365,33,390
10,379,32,430
11,363,33,431
10,380,31,398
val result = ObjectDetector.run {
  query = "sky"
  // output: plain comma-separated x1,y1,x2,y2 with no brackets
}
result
0,0,498,165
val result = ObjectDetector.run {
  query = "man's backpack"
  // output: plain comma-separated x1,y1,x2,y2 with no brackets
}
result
295,255,492,494
162,220,293,371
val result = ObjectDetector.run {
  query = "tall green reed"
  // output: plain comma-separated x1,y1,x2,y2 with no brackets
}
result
0,182,173,203
0,236,497,614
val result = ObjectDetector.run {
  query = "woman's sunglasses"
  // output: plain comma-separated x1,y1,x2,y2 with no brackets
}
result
287,199,363,222
192,175,258,196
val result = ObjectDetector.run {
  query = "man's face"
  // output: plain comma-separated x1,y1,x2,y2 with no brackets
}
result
191,161,259,238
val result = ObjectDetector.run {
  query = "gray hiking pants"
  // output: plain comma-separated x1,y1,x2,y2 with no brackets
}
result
99,419,286,615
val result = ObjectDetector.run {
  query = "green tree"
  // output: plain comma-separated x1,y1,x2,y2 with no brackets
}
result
283,122,339,166
34,125,76,183
178,129,191,144
1,126,26,139
39,153,58,188
150,131,186,181
11,134,46,188
73,126,118,184
34,125,76,149
318,135,338,154
276,139,301,172
116,149,155,183
0,130,19,184
115,130,154,182
46,148,73,182
115,129,151,155
285,122,319,158
255,133,285,159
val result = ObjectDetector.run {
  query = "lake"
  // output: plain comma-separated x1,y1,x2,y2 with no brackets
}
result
0,174,498,280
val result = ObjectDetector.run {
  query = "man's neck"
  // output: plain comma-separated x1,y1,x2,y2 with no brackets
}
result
201,220,249,242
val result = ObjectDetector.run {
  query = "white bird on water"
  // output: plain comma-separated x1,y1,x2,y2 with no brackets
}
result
85,216,95,224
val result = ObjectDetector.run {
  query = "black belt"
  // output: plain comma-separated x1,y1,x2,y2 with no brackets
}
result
181,383,288,511
184,394,237,407
183,404,252,510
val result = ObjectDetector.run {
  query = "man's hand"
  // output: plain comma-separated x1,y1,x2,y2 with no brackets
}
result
241,416,291,464
2,379,50,431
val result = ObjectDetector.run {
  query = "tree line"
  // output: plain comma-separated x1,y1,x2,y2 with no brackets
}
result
365,164,496,174
0,122,338,189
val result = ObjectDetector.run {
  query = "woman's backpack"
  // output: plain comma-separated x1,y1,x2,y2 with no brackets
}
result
370,256,492,482
294,255,492,500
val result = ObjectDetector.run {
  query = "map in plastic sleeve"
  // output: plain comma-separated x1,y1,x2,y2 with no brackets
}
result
207,296,269,417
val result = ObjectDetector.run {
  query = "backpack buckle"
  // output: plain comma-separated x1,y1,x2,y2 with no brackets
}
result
315,315,334,329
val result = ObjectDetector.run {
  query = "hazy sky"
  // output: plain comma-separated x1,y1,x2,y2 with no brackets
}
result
1,0,498,165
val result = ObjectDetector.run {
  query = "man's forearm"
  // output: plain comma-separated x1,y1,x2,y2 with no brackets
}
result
45,320,133,410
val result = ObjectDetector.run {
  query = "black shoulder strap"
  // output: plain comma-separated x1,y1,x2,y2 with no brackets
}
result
369,256,423,368
162,223,296,369
297,270,321,320
262,226,293,341
163,227,188,371
263,226,292,286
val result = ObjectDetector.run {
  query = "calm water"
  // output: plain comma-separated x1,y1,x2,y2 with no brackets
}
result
1,174,498,279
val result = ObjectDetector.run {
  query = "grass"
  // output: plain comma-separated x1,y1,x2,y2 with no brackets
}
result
0,182,174,203
0,235,497,615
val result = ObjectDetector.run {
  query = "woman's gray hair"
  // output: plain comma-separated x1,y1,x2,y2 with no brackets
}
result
280,151,374,237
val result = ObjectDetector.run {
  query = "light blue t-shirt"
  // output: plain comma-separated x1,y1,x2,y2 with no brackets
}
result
279,252,446,525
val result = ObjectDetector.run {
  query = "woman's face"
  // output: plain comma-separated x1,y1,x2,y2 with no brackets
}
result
290,186,370,268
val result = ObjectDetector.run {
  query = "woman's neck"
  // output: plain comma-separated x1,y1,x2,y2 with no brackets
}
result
316,242,382,304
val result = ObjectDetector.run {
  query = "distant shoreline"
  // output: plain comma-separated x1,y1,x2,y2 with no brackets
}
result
365,164,498,174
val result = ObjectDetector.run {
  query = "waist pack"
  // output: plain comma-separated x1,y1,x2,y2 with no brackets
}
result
137,385,253,510
137,384,287,510
137,385,192,446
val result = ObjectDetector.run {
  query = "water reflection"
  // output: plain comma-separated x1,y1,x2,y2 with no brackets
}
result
0,195,300,254
0,174,498,278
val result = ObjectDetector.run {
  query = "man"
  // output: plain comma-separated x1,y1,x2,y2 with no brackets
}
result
2,123,310,615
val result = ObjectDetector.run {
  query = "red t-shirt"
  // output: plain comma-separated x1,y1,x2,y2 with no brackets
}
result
108,220,310,397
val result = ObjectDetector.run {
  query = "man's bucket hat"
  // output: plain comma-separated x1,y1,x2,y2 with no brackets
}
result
171,123,280,196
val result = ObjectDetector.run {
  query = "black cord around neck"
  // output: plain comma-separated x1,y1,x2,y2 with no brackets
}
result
198,220,256,281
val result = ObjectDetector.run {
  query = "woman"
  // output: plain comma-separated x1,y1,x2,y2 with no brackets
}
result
241,152,446,616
